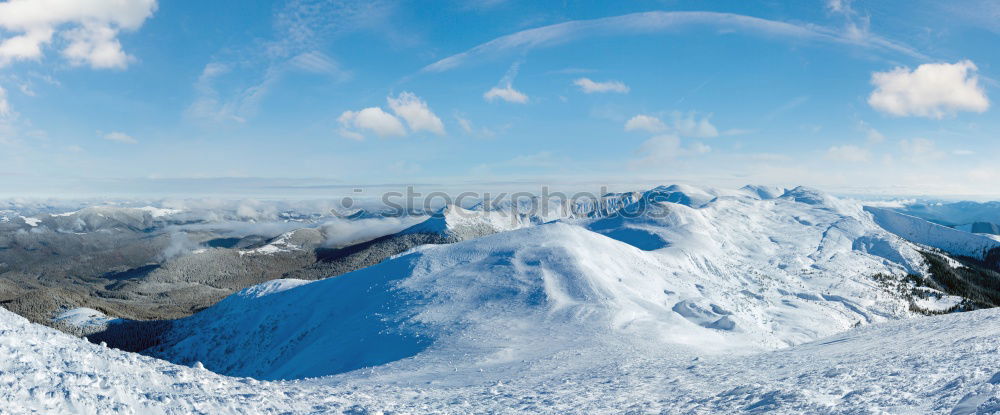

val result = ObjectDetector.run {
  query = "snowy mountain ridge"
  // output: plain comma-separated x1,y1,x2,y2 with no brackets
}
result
865,206,1000,260
146,184,940,382
4,184,1000,413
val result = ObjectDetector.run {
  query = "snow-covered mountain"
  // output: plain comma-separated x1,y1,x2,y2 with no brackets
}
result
5,184,1000,413
866,206,1000,260
146,185,942,381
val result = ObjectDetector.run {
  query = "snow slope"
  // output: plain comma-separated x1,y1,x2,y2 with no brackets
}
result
5,184,1000,413
51,307,119,331
152,223,745,380
149,186,933,381
866,206,1000,259
4,304,1000,413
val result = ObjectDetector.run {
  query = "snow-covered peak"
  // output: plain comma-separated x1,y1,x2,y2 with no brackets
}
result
400,204,529,240
642,184,717,207
739,184,785,200
779,185,833,206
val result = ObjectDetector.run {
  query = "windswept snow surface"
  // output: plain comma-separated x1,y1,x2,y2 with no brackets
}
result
7,184,1000,413
151,186,931,381
5,305,1000,413
866,206,1000,259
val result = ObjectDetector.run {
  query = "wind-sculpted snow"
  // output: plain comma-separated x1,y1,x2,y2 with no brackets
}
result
5,301,1000,413
866,206,1000,260
149,186,934,381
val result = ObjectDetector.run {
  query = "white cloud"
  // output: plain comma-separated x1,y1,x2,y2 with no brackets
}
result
337,128,364,141
387,92,445,135
670,112,718,138
484,85,528,103
826,0,854,13
826,145,870,162
338,92,444,139
338,107,406,138
625,112,719,137
187,63,245,123
453,113,497,138
0,86,11,119
103,131,136,144
633,134,710,165
625,114,667,133
456,115,474,134
484,61,528,104
868,60,989,119
688,141,711,154
858,120,884,143
953,149,974,156
899,138,945,162
573,78,629,94
0,0,158,69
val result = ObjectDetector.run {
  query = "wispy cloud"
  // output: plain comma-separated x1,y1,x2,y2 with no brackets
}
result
573,78,629,94
103,131,137,144
484,61,528,103
624,115,667,133
625,112,720,138
0,86,11,119
857,120,885,143
422,11,924,73
454,113,496,138
826,145,870,162
765,96,809,121
188,0,377,123
899,138,945,162
631,134,711,167
188,50,350,123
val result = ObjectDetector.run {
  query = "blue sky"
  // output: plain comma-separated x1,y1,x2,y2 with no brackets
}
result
0,0,998,197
